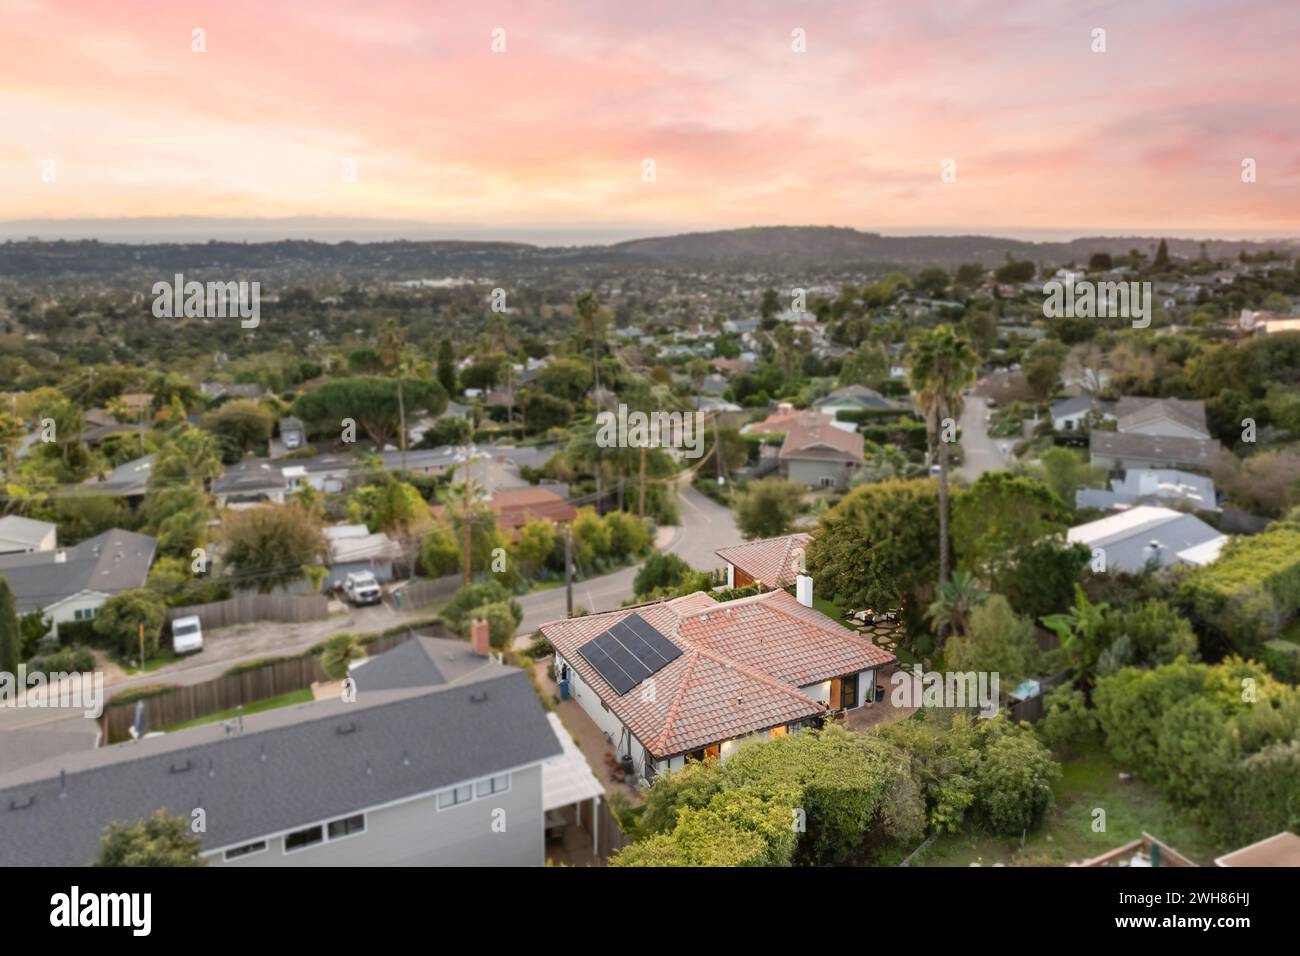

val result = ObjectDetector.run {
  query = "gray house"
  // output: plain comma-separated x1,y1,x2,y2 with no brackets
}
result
1066,505,1226,574
0,528,156,638
0,638,561,867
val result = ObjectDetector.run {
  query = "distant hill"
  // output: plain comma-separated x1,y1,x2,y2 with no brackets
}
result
610,226,1300,269
0,225,1295,279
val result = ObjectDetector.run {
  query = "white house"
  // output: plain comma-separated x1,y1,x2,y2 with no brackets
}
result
0,516,57,556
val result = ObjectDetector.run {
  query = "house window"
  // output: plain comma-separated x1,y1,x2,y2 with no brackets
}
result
284,825,324,853
73,608,96,621
475,773,510,798
437,784,474,810
819,476,836,488
327,813,366,839
223,840,267,861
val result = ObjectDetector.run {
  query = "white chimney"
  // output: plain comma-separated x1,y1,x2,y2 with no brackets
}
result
796,573,814,608
725,564,735,589
54,549,67,564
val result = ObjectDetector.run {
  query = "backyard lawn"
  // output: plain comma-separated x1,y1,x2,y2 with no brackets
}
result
912,744,1220,866
162,688,316,732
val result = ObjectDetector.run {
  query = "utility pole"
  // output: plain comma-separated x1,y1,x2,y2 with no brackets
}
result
564,523,573,618
397,375,407,475
462,447,473,585
138,622,145,671
638,444,646,519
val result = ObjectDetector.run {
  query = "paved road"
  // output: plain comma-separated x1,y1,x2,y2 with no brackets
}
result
958,387,1008,481
514,480,743,637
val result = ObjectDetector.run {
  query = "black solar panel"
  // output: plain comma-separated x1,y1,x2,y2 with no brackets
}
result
577,613,682,696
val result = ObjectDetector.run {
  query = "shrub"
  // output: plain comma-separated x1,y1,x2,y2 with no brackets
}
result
1036,684,1098,756
460,601,521,649
443,580,517,630
603,510,650,557
1260,639,1300,684
633,553,693,598
93,588,167,659
974,725,1061,836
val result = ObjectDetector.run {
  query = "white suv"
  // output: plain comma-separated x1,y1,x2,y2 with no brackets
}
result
343,571,383,607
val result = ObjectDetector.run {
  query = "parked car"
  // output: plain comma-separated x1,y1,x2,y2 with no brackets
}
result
343,571,383,606
171,615,204,655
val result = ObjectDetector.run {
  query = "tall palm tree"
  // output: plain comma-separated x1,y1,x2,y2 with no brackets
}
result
925,569,988,645
377,319,407,473
909,324,980,588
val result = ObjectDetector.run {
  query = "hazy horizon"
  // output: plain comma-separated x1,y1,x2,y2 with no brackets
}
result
2,216,1298,248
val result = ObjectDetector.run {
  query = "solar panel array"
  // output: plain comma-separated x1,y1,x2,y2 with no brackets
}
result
576,613,683,695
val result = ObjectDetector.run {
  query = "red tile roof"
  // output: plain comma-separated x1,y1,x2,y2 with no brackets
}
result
540,589,894,759
779,414,864,463
431,487,576,542
715,533,811,588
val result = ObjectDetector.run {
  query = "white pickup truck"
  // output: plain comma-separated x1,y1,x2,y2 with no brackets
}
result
343,571,383,607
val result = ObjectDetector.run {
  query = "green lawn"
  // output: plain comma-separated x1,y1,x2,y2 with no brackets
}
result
912,745,1220,866
118,647,178,675
162,688,316,732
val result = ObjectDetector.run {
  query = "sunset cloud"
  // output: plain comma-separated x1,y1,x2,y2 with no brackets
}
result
2,0,1298,236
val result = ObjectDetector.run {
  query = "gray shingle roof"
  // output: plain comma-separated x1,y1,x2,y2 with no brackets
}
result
1090,431,1220,469
0,528,156,614
0,658,559,866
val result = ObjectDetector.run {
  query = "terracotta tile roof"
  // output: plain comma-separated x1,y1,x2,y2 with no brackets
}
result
779,414,865,463
431,486,576,541
715,533,812,588
540,589,894,759
742,407,831,435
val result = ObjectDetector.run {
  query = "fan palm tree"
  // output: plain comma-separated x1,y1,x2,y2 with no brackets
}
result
910,324,980,587
925,569,988,643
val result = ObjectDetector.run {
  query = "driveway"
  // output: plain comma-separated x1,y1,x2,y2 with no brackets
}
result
514,480,743,638
958,389,1006,481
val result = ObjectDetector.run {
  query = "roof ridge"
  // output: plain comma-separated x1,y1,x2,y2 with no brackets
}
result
691,644,828,708
651,649,701,753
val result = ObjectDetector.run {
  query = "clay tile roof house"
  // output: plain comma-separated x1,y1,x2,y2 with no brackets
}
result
432,486,576,542
539,588,894,785
716,532,812,590
778,412,865,489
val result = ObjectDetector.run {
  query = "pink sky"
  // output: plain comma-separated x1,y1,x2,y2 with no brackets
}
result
3,0,1299,236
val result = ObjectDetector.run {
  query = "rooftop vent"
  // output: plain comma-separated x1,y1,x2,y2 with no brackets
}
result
8,795,35,811
169,760,193,774
469,690,489,703
335,721,358,736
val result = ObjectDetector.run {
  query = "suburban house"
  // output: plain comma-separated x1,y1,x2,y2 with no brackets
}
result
1089,397,1219,473
0,528,156,637
0,636,563,867
812,385,903,415
743,403,854,437
778,412,865,489
1050,395,1114,432
80,408,141,448
200,382,265,401
80,453,154,501
1113,397,1211,439
431,486,577,543
1066,505,1227,574
539,587,895,786
212,459,289,509
323,524,405,588
1089,431,1220,473
0,515,56,556
1075,468,1218,513
716,532,812,590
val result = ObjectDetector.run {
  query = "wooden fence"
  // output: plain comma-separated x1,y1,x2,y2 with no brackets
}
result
100,628,440,743
1006,672,1067,724
390,574,461,609
166,593,329,630
594,796,632,861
